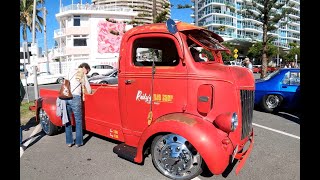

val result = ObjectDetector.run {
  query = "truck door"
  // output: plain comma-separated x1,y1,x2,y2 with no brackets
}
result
122,34,187,139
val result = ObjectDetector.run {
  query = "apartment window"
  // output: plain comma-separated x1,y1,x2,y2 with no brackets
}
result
74,35,88,46
74,15,80,26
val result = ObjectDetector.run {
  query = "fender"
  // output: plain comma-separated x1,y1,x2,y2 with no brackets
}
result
36,96,64,127
134,113,234,175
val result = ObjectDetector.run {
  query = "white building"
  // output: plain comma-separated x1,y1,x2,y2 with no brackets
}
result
93,0,171,25
48,2,137,74
191,0,300,56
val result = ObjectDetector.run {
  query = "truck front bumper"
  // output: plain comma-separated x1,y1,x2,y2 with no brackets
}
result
234,129,254,175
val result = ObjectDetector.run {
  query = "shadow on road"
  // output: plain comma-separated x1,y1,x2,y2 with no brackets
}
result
254,106,300,124
21,116,38,131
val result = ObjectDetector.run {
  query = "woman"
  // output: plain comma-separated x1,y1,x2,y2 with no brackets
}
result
64,63,92,147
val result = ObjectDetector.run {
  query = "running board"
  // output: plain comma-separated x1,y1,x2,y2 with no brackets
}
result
113,143,137,162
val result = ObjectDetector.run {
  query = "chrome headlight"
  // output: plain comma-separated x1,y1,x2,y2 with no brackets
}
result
231,113,238,132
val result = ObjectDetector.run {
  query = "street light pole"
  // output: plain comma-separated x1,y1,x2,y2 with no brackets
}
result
31,0,39,99
43,7,50,73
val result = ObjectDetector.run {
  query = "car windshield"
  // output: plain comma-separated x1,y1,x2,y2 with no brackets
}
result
262,69,280,80
183,30,230,63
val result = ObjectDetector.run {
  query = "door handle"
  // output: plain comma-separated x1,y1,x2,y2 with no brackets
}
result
125,80,132,84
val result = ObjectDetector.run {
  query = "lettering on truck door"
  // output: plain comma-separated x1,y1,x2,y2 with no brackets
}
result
123,34,187,135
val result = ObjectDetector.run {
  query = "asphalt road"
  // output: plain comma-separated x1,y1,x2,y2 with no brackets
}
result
20,73,300,180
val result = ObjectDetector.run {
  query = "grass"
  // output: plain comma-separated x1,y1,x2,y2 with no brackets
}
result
20,101,36,126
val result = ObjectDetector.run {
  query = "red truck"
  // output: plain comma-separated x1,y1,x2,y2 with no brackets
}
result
35,19,254,180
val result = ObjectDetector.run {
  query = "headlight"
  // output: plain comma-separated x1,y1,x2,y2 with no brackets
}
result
231,113,238,132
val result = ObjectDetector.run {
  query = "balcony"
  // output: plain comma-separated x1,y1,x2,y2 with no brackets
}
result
242,25,262,32
60,4,134,13
203,20,236,27
54,28,66,38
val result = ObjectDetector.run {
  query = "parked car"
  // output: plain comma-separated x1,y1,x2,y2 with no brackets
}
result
252,65,261,73
22,72,66,86
88,69,118,84
254,68,300,113
87,64,115,77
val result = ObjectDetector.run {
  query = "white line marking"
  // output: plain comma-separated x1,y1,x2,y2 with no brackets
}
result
20,124,42,158
253,123,300,140
192,177,202,180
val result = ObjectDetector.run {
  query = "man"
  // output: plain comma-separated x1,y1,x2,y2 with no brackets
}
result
244,57,253,72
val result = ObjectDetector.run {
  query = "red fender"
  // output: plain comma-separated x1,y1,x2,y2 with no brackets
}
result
37,97,64,127
134,113,234,175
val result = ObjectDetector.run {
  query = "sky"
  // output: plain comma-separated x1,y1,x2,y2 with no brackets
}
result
20,0,193,51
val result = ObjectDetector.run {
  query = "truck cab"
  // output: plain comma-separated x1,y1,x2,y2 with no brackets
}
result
36,20,254,180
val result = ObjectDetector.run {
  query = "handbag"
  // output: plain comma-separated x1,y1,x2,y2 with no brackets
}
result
58,73,77,100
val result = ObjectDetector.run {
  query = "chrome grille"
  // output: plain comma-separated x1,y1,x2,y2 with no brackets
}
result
240,90,254,139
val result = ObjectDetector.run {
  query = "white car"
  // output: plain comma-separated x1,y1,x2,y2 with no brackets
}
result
22,72,66,86
87,64,115,77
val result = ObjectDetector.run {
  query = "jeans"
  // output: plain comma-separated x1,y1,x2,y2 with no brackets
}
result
65,95,83,146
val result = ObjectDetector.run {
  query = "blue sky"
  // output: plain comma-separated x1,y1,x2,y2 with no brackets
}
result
20,0,193,51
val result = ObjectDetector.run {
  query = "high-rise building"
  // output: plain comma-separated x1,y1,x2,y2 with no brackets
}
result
191,0,300,53
93,0,171,24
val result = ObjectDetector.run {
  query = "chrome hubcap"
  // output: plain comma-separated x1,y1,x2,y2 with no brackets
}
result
39,109,50,134
153,134,201,179
266,95,280,109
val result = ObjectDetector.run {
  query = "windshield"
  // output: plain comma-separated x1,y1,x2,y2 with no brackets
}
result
262,69,280,80
183,30,230,63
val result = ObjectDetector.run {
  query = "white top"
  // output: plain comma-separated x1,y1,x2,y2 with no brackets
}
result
67,68,92,96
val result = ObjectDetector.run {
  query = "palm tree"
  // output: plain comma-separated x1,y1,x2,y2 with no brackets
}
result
240,0,294,78
20,0,45,42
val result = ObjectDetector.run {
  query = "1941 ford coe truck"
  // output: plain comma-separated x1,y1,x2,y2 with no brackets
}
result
35,19,254,180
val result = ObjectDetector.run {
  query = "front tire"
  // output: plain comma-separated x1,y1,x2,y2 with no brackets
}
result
151,134,203,180
39,108,58,136
57,77,64,84
261,94,283,113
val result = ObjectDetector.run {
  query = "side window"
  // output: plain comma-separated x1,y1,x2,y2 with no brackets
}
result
289,72,300,85
132,37,179,66
282,71,300,85
282,72,290,85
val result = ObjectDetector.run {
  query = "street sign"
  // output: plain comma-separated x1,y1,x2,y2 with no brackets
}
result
234,54,238,59
233,48,238,53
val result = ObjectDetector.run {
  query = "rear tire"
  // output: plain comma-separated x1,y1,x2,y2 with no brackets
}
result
261,94,283,113
151,134,203,180
99,81,108,84
91,73,99,77
57,77,64,84
39,108,58,136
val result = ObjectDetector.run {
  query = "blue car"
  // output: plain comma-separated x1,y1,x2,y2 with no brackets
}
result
255,68,300,113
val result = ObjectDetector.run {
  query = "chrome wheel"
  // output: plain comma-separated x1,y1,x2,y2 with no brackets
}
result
151,134,203,180
266,95,280,109
39,108,57,135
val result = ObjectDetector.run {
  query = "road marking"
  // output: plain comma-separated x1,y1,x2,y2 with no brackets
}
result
20,124,42,158
192,177,201,180
253,123,300,140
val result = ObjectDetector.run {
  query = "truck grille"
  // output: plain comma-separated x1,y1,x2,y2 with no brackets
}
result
240,90,254,139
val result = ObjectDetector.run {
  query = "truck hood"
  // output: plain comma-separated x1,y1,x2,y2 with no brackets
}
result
195,63,255,88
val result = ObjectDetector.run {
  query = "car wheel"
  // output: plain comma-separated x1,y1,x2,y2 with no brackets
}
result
99,81,108,84
57,77,64,84
91,73,99,77
39,108,58,136
151,134,203,180
261,94,283,113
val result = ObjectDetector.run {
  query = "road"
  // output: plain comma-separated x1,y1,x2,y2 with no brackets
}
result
20,73,299,180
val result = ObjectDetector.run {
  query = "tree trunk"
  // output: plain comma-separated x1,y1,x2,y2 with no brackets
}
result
261,22,268,79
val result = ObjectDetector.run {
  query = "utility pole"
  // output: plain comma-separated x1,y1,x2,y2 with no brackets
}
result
153,0,157,22
43,7,50,73
23,42,30,103
31,0,39,99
